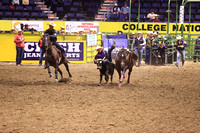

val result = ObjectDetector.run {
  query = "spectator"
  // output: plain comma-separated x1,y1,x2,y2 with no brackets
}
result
22,0,29,5
145,31,154,65
175,36,187,67
12,0,20,5
193,36,200,63
65,30,71,35
14,29,25,66
121,2,129,20
23,24,30,31
11,29,17,33
153,32,160,46
158,42,166,65
117,30,123,34
134,31,146,67
30,28,36,34
0,29,4,33
153,15,160,22
38,33,45,66
59,26,65,34
164,10,173,22
147,11,155,22
128,32,136,51
89,30,94,34
111,3,120,14
79,30,84,35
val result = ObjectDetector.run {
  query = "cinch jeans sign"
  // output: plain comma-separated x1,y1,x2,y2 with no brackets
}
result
23,42,84,61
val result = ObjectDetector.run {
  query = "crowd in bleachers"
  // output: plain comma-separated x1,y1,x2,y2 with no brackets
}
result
0,0,200,22
0,0,50,20
108,0,200,23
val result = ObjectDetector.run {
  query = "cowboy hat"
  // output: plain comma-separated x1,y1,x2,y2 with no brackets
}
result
114,3,118,6
61,26,65,29
17,29,23,32
149,31,154,34
137,31,143,34
47,22,56,26
41,33,44,36
176,36,183,40
153,32,158,35
96,45,103,50
166,10,171,12
130,32,135,35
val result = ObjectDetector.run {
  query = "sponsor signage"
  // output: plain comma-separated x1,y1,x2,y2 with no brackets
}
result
12,21,43,31
99,22,200,33
65,22,99,33
23,42,84,61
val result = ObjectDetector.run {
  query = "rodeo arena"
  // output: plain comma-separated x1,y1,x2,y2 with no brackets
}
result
0,0,200,132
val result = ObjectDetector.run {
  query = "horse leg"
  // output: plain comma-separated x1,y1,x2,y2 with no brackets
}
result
98,74,103,86
57,67,63,79
64,63,72,78
117,70,122,87
47,67,53,77
127,68,132,83
54,66,58,83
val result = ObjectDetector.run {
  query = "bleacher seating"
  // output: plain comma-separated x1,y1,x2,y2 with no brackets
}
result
0,0,199,22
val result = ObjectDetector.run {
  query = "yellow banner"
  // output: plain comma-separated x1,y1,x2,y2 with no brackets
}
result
99,22,200,34
0,34,87,63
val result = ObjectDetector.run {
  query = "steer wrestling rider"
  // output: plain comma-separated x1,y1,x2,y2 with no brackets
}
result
94,41,116,68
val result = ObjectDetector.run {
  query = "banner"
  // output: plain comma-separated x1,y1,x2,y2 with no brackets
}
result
65,22,99,33
12,21,43,31
102,34,128,59
23,42,85,61
87,34,97,46
99,22,200,34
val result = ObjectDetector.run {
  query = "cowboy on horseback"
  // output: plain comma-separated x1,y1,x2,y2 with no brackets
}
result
44,22,66,56
44,22,68,68
94,40,116,68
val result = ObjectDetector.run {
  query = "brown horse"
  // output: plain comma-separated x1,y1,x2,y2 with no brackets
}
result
115,48,138,87
44,35,72,82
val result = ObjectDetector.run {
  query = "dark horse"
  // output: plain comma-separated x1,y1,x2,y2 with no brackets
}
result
43,35,72,82
115,48,138,87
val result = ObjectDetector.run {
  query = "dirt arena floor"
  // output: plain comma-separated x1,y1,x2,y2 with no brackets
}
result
0,61,199,133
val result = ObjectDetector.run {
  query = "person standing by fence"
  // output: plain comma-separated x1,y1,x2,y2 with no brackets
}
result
134,31,146,67
175,36,187,67
14,29,25,66
145,31,154,65
38,33,45,66
193,36,200,63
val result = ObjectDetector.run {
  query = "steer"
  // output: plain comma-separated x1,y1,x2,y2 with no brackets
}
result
96,59,114,86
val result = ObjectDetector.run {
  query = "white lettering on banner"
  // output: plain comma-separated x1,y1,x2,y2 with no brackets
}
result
66,53,80,58
59,42,67,51
25,42,35,52
24,42,40,52
67,43,81,52
24,53,40,58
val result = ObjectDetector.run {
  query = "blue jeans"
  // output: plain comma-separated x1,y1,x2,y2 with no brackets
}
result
16,47,24,65
176,50,185,66
53,42,65,53
193,48,200,62
145,48,150,64
39,48,45,65
135,48,143,65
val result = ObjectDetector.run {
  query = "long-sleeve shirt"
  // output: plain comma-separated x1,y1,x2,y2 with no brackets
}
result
14,34,25,48
121,6,129,14
95,50,107,59
176,40,187,51
134,36,146,49
44,29,57,43
146,36,153,49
